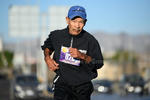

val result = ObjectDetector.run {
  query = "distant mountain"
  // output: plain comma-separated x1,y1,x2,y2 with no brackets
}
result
93,32,150,54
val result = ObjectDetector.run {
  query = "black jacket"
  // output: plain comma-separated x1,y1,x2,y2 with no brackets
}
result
41,27,103,85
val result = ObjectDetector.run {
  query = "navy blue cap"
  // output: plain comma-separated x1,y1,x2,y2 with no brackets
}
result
68,6,87,20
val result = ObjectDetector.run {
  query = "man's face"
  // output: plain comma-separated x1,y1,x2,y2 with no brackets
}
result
66,17,85,36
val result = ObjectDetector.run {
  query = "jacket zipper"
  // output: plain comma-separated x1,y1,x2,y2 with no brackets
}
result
70,37,73,47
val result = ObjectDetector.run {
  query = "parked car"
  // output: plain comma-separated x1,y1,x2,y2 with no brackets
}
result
92,79,113,94
10,74,44,100
119,74,145,96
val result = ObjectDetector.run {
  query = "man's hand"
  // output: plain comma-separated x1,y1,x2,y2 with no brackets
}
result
69,47,92,63
69,48,82,59
45,57,59,71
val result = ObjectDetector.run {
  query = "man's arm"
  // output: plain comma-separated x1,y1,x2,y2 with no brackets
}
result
44,48,53,61
44,48,59,71
79,53,92,63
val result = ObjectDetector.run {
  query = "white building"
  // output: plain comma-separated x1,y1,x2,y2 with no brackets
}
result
8,5,40,38
48,6,69,32
8,5,40,78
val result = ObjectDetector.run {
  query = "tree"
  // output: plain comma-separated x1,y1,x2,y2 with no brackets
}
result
0,52,4,68
0,50,14,69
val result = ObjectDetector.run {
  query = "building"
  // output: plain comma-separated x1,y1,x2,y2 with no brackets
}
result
8,5,40,38
48,6,69,32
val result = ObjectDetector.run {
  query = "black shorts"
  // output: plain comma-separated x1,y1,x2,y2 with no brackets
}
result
54,76,93,100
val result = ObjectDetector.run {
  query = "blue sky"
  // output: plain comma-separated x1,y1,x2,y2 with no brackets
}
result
0,0,150,42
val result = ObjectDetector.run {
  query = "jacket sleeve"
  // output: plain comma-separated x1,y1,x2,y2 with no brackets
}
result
41,33,54,51
88,38,104,69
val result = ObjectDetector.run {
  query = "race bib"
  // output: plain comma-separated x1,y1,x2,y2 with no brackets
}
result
59,46,80,66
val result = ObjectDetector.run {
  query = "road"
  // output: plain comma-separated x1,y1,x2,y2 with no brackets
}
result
91,93,150,100
0,79,10,100
0,79,150,100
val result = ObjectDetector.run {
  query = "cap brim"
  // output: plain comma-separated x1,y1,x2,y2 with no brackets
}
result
69,13,86,20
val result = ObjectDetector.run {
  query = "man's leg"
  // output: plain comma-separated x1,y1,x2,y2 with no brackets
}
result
54,77,73,100
74,81,94,100
54,85,69,100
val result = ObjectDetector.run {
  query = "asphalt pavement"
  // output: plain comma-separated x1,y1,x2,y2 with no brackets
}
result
0,79,10,100
0,79,150,100
91,93,150,100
